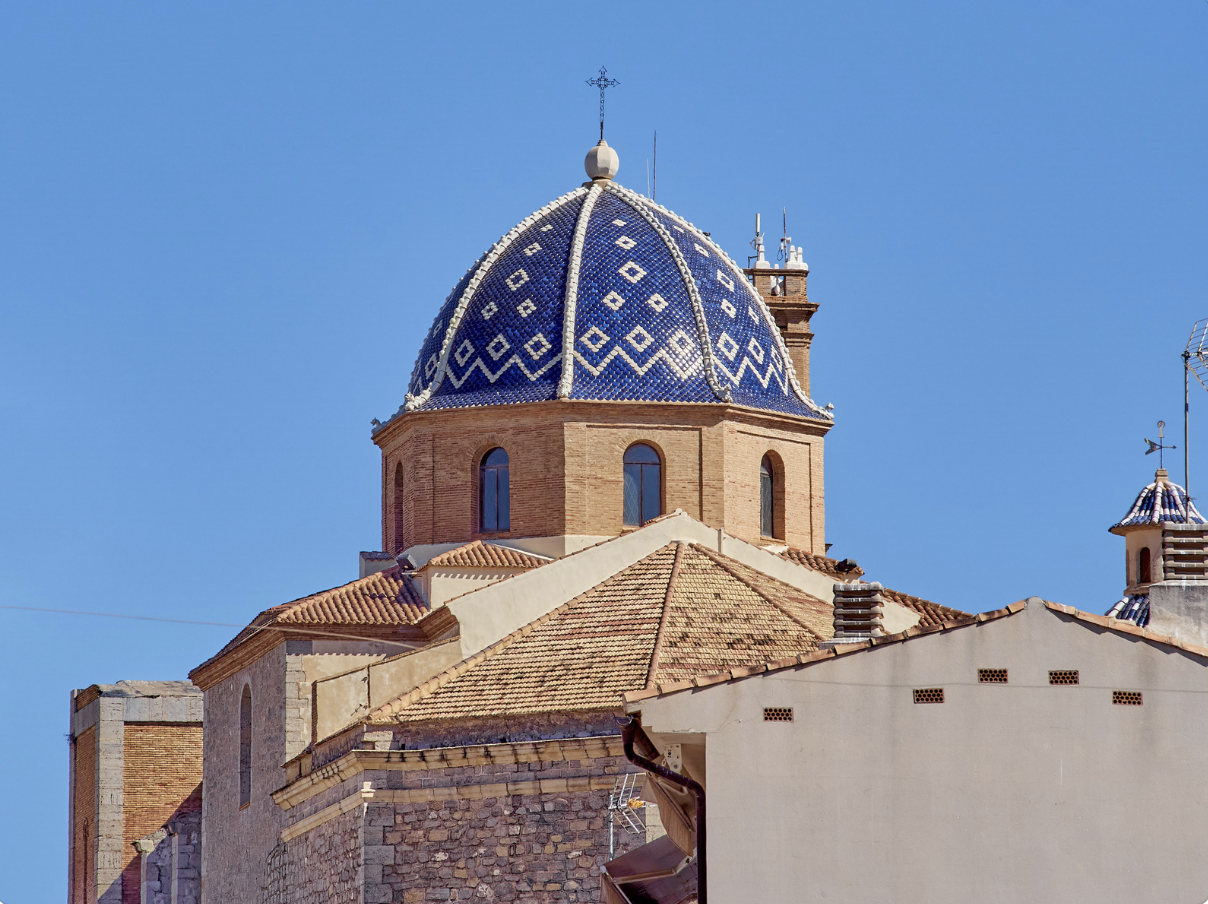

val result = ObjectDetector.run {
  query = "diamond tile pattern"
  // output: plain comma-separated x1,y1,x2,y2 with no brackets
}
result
404,181,825,418
370,543,831,723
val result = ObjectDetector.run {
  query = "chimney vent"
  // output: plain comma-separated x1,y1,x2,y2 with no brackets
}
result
823,581,886,647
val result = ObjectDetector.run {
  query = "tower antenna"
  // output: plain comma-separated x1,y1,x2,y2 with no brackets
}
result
586,66,620,141
652,131,657,201
1183,319,1208,499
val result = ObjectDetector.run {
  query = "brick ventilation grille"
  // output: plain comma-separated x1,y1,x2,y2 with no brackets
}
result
913,688,944,704
1113,691,1143,706
1049,670,1079,685
763,707,794,722
977,668,1008,684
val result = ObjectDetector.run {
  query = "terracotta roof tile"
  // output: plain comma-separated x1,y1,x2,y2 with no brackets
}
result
207,567,428,661
780,547,864,578
425,541,549,570
368,543,831,725
879,586,969,627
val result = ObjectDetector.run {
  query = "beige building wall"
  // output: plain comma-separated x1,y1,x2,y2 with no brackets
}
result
634,600,1208,904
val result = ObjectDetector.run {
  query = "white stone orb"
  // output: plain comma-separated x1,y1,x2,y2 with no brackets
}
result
584,140,620,181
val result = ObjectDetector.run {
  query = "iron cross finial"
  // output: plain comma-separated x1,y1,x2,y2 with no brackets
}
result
586,66,620,141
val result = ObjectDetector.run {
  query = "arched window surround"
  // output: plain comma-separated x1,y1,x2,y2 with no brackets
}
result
623,443,663,528
239,684,252,809
479,447,511,533
1138,546,1152,585
759,451,785,541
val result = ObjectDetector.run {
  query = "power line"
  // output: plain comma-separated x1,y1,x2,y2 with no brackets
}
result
0,604,423,650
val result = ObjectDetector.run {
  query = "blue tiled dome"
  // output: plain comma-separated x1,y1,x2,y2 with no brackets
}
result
400,176,829,420
1110,469,1206,531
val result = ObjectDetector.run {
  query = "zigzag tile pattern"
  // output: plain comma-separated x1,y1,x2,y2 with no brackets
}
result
401,179,828,420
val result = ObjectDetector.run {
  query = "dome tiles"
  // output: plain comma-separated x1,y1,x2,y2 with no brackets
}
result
402,175,828,420
1110,469,1206,532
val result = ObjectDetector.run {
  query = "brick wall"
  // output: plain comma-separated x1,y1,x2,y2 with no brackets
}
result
122,723,203,903
72,725,97,904
377,401,827,554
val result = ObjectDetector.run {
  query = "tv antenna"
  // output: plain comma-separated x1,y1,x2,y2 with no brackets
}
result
1145,421,1176,470
749,213,767,267
607,772,647,858
778,207,792,264
1182,319,1208,498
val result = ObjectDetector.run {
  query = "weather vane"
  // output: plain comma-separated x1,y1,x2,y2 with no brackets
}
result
586,66,619,141
1145,420,1177,470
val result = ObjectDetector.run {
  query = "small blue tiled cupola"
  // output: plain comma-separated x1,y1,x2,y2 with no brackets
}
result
396,143,831,422
1106,468,1206,626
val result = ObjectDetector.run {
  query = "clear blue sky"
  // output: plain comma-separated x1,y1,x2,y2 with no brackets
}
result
3,2,1207,899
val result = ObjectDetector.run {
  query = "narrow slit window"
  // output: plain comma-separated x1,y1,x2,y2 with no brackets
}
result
1113,691,1143,706
978,668,1008,684
914,688,944,704
479,447,510,532
1138,547,1152,584
1049,670,1079,685
239,684,252,807
760,455,776,538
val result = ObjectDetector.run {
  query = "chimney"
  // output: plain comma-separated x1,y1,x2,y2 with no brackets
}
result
1147,522,1208,645
822,581,886,648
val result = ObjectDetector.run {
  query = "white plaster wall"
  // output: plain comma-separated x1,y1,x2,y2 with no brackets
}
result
638,601,1208,904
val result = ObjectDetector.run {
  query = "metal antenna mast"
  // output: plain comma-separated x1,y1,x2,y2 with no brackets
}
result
586,66,620,141
1183,319,1208,499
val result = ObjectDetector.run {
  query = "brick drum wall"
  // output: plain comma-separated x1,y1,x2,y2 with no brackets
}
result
122,723,203,904
72,725,98,904
377,401,827,554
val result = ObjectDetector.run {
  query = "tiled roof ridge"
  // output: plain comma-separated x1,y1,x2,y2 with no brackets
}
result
367,544,681,723
366,598,579,724
1111,470,1207,530
779,546,864,578
425,540,549,570
623,602,1022,704
689,543,825,641
878,586,969,625
1048,601,1208,658
644,542,687,688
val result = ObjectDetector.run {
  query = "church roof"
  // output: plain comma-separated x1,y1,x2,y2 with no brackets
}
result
192,567,429,683
779,547,864,578
1107,593,1150,627
1111,469,1205,531
424,540,550,570
395,169,828,421
365,542,831,724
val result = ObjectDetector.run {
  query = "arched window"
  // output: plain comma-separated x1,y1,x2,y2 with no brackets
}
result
623,444,662,527
1138,546,1152,584
480,448,510,532
392,460,406,554
760,455,776,538
239,685,252,808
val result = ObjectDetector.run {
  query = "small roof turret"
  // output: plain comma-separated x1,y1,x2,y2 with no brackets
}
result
1109,468,1205,534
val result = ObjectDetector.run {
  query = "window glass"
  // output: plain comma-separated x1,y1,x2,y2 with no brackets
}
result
760,455,775,538
623,444,662,527
480,448,510,532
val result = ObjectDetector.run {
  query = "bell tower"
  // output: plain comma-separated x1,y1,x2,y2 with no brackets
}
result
743,217,818,395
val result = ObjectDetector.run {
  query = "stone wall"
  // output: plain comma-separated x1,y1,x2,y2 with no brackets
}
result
201,643,287,904
277,724,651,904
267,810,362,904
135,810,202,904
